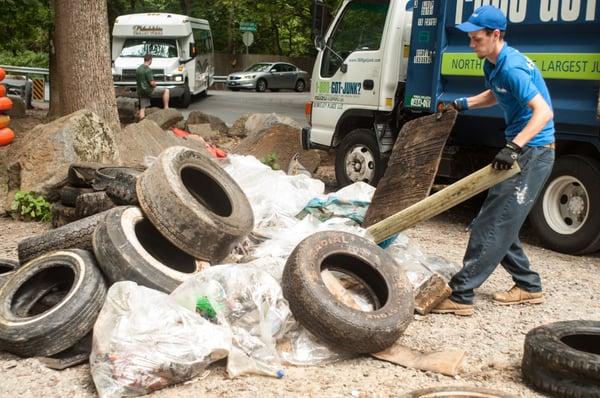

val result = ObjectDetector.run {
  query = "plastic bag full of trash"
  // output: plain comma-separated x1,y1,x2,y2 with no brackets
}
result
171,264,292,378
90,282,230,398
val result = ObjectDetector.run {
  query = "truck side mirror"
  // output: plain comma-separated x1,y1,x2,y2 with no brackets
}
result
313,0,330,50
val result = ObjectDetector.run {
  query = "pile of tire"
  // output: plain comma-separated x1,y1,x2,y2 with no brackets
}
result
281,231,415,354
0,68,15,147
522,320,600,398
0,146,254,359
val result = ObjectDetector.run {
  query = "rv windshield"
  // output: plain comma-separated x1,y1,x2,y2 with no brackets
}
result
120,39,178,58
244,63,272,72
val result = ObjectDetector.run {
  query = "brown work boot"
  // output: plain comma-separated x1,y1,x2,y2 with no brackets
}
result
431,298,474,316
493,285,544,305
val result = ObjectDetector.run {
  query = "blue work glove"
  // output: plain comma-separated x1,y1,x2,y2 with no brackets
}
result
453,97,469,111
493,142,522,170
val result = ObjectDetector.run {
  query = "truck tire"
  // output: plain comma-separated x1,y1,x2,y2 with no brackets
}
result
59,186,94,207
335,129,385,188
294,79,306,92
18,210,110,264
281,231,414,354
255,79,267,92
529,155,600,254
104,171,138,205
0,258,19,289
75,191,115,218
67,162,104,188
92,166,144,191
51,203,78,228
93,206,203,293
178,83,191,108
522,320,600,397
402,386,515,398
0,250,107,357
136,146,254,262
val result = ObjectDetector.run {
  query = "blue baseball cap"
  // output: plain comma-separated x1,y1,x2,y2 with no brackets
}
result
457,5,507,32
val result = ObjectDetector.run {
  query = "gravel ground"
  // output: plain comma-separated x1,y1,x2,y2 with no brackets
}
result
0,191,598,398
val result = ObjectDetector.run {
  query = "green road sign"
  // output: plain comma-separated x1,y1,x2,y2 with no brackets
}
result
240,22,257,32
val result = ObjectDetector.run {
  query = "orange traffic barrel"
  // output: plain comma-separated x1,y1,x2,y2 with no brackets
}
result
0,127,14,146
0,68,5,82
0,84,5,97
0,96,12,111
0,115,9,129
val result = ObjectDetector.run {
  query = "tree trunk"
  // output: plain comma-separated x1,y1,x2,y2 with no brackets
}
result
53,0,120,131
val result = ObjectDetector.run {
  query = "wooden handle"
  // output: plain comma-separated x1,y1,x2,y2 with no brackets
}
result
366,163,521,243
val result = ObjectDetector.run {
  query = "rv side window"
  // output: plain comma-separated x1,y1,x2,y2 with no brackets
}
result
321,0,389,78
193,28,213,55
120,39,178,58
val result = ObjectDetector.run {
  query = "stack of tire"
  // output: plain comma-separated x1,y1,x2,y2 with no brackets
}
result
0,68,15,147
0,146,254,359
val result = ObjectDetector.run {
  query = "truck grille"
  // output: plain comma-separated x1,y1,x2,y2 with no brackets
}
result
121,69,165,82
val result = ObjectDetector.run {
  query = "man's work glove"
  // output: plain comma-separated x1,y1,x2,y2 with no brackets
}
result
452,97,469,111
492,142,522,170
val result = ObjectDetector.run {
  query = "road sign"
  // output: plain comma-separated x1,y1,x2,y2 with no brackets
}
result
242,31,254,47
239,22,257,32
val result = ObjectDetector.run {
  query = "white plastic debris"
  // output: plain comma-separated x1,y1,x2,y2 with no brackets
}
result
90,282,230,398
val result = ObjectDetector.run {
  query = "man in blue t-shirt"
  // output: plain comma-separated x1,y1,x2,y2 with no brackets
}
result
433,5,555,316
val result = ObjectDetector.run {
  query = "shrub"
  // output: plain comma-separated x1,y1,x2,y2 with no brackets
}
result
11,191,52,222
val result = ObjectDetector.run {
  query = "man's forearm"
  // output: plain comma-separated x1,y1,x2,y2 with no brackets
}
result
467,90,497,109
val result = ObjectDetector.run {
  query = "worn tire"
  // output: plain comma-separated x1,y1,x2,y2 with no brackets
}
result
75,191,115,218
402,386,516,397
18,210,110,264
92,166,144,191
104,171,138,205
67,163,104,188
522,320,600,397
281,231,414,354
59,186,94,207
137,146,254,262
0,250,107,357
93,206,203,293
0,258,19,290
51,203,78,228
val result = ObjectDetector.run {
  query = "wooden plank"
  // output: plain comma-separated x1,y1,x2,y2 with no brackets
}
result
363,110,458,227
366,163,521,244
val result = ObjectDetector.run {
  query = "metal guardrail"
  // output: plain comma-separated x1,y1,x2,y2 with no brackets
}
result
0,65,49,76
213,75,227,83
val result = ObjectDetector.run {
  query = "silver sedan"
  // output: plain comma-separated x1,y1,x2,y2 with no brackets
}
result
226,62,308,93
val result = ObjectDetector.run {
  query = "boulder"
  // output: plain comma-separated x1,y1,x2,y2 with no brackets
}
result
116,118,210,166
185,111,228,134
145,108,183,129
7,95,26,118
116,96,138,124
228,114,249,137
187,123,217,139
242,113,302,141
233,123,320,173
0,110,120,212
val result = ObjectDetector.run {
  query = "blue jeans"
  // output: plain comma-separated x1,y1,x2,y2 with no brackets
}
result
449,146,555,305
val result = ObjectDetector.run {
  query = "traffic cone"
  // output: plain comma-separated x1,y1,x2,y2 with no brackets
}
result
0,67,14,146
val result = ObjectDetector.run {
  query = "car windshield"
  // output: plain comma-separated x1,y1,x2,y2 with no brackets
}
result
244,63,272,72
120,39,178,58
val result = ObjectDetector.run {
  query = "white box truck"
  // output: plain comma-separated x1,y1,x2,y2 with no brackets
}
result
111,13,214,108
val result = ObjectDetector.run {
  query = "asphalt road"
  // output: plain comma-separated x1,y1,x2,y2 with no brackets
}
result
181,89,311,126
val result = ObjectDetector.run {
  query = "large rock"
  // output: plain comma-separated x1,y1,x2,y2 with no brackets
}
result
7,95,26,119
187,123,217,139
116,118,210,166
185,111,228,134
233,123,320,173
116,96,138,124
230,113,302,140
145,108,183,129
1,110,120,212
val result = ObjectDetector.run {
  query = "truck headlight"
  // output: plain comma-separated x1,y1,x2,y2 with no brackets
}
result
174,75,183,82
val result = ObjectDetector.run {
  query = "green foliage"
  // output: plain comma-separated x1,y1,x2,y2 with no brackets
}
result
261,153,280,170
11,191,53,222
0,0,52,56
0,50,49,68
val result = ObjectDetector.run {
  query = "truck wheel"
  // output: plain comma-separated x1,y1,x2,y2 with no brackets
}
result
178,83,191,108
529,155,600,254
281,231,414,354
255,79,267,92
335,129,384,187
294,79,305,92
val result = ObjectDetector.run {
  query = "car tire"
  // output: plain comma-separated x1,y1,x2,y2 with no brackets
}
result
67,162,105,188
281,231,414,354
104,171,138,205
335,129,385,188
59,186,94,207
402,386,516,398
75,191,115,218
51,203,79,228
178,82,192,108
256,79,267,92
0,249,107,357
136,146,254,262
522,320,600,397
294,79,306,92
18,210,110,264
529,155,600,254
92,166,144,191
93,206,203,293
0,258,19,289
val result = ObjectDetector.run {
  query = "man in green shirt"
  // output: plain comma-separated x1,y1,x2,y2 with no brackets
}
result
136,53,169,120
